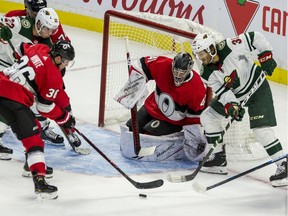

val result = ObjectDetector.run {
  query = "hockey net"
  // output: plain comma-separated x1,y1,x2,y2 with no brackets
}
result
99,10,267,161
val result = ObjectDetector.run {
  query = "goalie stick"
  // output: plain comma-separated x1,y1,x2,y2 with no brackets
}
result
74,128,164,189
124,37,157,157
192,154,288,193
167,70,267,183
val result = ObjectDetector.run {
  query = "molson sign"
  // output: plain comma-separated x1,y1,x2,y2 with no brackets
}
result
3,0,286,77
85,0,206,23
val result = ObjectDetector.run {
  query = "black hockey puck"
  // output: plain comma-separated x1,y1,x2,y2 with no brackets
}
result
139,193,147,198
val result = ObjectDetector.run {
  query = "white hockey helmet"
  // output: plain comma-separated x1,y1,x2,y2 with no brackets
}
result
192,33,217,61
35,8,59,35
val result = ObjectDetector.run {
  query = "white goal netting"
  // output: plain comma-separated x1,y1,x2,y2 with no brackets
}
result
100,10,267,161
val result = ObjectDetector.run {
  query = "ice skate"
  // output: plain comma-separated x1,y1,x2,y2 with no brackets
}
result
33,173,58,200
200,146,228,175
22,161,53,178
66,131,81,147
270,159,288,187
0,143,13,160
41,125,64,146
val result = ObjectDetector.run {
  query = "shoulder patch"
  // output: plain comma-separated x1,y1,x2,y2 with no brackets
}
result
21,18,31,29
217,41,226,50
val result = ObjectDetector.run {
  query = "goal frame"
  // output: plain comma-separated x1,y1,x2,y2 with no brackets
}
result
98,10,198,127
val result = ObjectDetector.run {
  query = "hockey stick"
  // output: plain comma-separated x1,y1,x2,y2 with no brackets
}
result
193,154,288,193
124,37,156,157
125,37,141,155
74,128,164,189
60,127,91,155
167,71,267,183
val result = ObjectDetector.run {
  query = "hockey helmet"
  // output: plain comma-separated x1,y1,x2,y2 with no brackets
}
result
192,33,217,62
172,52,194,87
24,0,47,12
35,8,59,35
50,40,75,68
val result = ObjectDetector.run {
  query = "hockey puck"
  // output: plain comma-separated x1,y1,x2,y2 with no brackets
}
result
139,193,147,198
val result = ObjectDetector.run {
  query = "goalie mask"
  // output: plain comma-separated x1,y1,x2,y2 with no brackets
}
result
172,52,194,87
50,40,75,68
192,33,217,64
35,8,59,36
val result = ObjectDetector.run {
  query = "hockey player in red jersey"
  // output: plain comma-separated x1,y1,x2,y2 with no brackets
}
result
5,0,71,43
0,40,76,199
115,52,208,161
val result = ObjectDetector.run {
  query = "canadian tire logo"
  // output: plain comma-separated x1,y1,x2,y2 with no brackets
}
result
224,0,259,35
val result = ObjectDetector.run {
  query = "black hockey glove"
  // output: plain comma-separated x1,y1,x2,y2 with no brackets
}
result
55,110,76,129
258,51,277,76
0,25,12,41
224,102,245,121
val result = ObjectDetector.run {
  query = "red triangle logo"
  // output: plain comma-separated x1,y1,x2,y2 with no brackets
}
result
224,0,259,35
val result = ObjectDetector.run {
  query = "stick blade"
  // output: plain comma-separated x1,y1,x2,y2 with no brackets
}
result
166,173,195,183
134,179,164,189
138,146,157,157
166,174,186,183
192,181,207,193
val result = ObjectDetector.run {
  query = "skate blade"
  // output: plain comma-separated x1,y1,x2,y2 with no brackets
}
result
271,178,288,187
36,192,58,201
0,153,12,160
200,166,228,175
44,140,65,146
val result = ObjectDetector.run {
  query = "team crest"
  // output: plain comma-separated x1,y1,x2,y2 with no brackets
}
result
21,18,31,29
224,70,240,89
217,41,226,50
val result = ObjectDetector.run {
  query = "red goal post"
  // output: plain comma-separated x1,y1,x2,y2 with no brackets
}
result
99,10,221,127
99,10,267,161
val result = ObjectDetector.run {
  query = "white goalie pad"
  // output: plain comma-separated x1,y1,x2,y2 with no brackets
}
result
183,124,208,162
120,124,186,161
114,70,149,109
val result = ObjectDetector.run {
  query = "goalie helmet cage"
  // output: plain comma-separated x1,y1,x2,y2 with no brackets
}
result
99,10,267,161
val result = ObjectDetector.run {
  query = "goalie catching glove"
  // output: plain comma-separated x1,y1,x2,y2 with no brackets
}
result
55,110,76,129
114,69,149,109
258,51,277,76
224,102,245,121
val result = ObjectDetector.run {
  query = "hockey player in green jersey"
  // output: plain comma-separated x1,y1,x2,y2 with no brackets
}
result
192,32,287,187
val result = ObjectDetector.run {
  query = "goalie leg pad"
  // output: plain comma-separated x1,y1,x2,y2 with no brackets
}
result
120,124,185,161
183,125,208,162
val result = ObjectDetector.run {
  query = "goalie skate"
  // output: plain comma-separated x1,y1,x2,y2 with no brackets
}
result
0,143,13,160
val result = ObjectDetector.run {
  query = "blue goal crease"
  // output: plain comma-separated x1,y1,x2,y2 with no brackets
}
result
2,123,197,177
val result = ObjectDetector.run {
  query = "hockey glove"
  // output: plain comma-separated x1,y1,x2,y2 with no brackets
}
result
258,51,277,76
55,110,76,129
0,25,12,41
114,69,148,109
224,102,245,121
